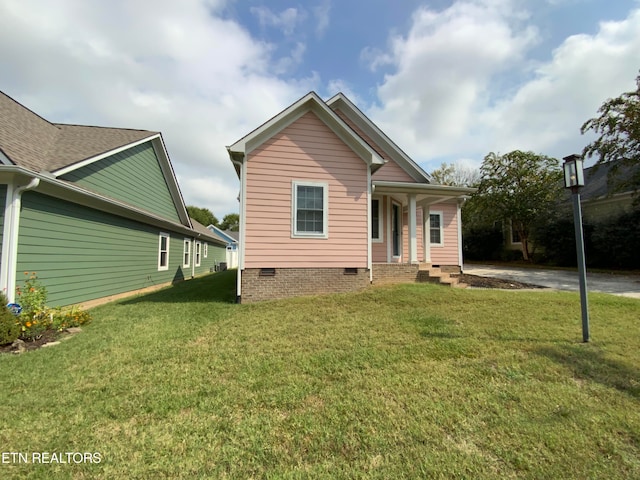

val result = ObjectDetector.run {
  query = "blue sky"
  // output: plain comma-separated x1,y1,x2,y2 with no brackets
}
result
1,0,639,217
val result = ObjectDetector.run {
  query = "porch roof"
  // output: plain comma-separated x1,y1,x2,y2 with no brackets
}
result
372,180,476,205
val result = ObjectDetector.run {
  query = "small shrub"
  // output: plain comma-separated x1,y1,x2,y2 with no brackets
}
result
0,293,20,345
16,273,51,341
51,307,92,331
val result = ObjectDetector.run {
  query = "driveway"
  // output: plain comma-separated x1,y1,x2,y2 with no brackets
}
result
464,264,640,299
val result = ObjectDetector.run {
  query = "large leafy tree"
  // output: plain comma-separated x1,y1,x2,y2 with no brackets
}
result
187,206,219,227
581,72,640,192
430,161,480,187
472,150,563,261
219,213,240,231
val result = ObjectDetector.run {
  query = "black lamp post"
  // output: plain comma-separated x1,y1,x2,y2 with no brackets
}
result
563,154,590,343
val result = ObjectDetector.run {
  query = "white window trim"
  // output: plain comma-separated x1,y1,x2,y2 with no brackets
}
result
183,238,191,268
429,211,444,247
371,197,383,243
291,180,329,238
203,242,208,258
509,221,522,245
158,232,170,271
195,241,202,267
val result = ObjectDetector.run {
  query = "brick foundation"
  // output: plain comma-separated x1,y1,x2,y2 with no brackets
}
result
371,263,420,284
240,267,370,303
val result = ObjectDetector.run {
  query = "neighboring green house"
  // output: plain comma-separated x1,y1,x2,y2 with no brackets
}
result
0,91,226,306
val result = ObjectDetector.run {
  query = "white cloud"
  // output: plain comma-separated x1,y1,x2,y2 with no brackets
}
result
485,9,640,159
0,0,317,215
313,0,332,38
365,0,538,161
250,5,307,36
364,0,640,173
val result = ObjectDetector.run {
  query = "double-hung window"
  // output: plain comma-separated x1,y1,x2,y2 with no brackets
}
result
183,238,191,268
371,198,382,242
292,181,328,238
195,241,202,267
429,212,444,246
158,233,170,271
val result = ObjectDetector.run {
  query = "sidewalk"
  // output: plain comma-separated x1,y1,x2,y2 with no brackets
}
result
464,264,640,299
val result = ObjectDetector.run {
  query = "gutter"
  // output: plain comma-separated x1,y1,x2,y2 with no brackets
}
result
0,177,40,303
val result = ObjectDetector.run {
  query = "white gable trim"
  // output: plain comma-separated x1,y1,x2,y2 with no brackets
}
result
227,92,385,170
326,93,431,183
52,134,159,177
50,133,191,227
0,149,13,165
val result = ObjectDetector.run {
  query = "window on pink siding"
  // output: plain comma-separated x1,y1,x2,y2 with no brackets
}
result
292,181,328,238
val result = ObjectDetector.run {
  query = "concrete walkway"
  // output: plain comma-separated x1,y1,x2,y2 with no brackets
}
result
464,264,640,299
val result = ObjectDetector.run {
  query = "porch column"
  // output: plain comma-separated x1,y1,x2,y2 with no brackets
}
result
423,204,431,263
408,194,418,264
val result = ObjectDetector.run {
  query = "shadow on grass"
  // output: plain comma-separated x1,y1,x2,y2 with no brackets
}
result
536,344,640,399
120,269,237,305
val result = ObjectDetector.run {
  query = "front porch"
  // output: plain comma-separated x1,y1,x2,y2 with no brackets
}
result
371,181,475,268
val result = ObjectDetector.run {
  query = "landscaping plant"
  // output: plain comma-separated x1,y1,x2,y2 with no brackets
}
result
15,272,92,341
0,292,20,345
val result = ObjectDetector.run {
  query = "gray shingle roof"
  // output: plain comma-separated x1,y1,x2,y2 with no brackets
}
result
582,161,638,201
0,91,156,173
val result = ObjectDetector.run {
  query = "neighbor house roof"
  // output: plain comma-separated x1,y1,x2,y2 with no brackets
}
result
581,160,638,201
0,91,156,173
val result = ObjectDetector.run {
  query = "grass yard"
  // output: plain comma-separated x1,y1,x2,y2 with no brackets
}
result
1,270,639,479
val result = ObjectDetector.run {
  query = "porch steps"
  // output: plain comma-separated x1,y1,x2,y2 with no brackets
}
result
417,264,468,289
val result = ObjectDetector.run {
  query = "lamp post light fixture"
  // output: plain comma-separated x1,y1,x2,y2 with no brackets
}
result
563,154,590,343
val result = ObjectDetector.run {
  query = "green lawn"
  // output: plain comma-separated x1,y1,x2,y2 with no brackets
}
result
1,270,639,479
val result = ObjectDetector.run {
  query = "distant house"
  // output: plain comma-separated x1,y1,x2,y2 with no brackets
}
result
0,91,226,307
206,224,239,269
580,160,637,223
227,92,475,303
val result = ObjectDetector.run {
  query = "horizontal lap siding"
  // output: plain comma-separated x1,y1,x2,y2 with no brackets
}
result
430,202,460,266
333,108,416,183
245,111,368,268
60,142,181,223
17,191,191,306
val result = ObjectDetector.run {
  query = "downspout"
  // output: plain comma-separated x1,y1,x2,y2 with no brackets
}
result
1,177,40,303
232,157,245,303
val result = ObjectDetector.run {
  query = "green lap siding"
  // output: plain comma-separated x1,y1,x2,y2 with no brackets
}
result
16,191,222,306
59,142,181,223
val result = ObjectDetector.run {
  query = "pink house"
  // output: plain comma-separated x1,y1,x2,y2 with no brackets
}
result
227,92,475,303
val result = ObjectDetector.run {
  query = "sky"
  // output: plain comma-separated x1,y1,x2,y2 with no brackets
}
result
1,0,639,217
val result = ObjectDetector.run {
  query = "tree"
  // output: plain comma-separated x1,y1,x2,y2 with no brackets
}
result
472,150,563,261
187,206,218,227
430,161,480,187
581,72,640,192
219,213,240,231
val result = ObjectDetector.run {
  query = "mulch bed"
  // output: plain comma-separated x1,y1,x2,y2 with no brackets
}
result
0,330,65,354
454,274,546,290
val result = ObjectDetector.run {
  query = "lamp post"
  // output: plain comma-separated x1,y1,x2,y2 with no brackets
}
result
563,154,590,343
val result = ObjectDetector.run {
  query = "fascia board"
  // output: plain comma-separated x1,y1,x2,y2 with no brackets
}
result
1,166,226,246
227,92,384,167
52,134,192,228
0,148,13,165
149,135,192,227
327,94,430,182
373,180,477,196
51,133,159,177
